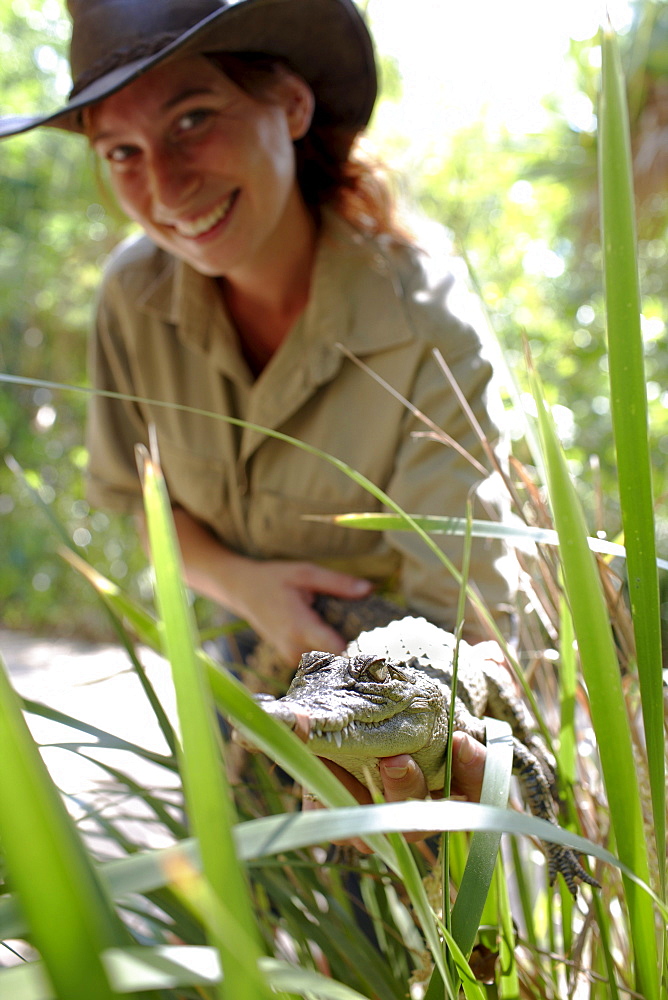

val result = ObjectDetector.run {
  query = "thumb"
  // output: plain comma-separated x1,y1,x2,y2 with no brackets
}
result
450,732,486,803
379,754,428,801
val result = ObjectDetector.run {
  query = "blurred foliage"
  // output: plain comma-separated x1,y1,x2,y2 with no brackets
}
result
0,0,667,638
408,0,668,538
0,0,143,636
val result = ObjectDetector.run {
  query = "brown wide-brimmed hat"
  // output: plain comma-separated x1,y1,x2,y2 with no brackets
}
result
0,0,377,139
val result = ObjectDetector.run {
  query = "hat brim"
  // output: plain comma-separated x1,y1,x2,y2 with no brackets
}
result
0,0,377,139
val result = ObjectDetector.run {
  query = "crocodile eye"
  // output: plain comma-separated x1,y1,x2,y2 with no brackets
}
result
365,658,388,682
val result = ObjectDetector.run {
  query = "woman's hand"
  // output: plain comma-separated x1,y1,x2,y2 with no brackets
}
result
301,733,487,853
228,558,372,664
161,507,372,664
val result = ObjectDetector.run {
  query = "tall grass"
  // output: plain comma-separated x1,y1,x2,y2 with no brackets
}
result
0,18,666,1000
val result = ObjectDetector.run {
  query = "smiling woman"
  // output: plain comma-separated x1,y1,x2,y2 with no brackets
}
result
1,0,517,807
85,56,316,292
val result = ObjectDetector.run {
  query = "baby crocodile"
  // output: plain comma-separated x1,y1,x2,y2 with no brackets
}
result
257,606,599,897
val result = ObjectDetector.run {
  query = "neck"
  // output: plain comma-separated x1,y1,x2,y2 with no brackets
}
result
219,198,319,373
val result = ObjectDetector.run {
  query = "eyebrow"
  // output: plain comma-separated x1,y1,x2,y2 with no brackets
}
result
90,86,216,144
161,86,216,112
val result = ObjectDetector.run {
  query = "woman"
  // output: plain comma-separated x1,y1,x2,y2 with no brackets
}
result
1,0,512,804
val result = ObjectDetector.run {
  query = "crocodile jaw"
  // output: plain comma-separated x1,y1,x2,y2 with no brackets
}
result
262,697,444,789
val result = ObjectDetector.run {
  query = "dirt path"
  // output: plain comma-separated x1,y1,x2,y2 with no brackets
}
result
0,628,181,854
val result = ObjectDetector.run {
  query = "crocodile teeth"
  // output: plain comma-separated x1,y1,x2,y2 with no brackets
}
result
325,732,333,743
333,731,342,748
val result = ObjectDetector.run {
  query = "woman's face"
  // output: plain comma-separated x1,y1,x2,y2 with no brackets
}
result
87,55,314,279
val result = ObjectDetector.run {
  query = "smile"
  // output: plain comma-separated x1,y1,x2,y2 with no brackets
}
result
173,190,238,238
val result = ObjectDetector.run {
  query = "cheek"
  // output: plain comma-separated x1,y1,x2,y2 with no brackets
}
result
107,174,150,222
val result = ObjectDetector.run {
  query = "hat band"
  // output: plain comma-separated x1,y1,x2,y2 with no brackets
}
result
69,31,184,99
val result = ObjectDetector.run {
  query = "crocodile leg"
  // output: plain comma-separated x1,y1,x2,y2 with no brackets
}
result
482,663,557,793
512,739,600,896
451,703,598,896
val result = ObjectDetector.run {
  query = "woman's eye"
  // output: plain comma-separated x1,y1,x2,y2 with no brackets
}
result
176,109,212,133
106,145,137,164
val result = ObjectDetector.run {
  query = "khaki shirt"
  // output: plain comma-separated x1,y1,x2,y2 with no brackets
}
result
86,213,516,636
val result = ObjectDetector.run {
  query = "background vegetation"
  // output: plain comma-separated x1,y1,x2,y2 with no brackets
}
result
1,0,667,638
0,3,666,998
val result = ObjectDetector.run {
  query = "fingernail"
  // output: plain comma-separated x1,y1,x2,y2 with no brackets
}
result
383,763,409,779
352,579,370,594
456,734,475,764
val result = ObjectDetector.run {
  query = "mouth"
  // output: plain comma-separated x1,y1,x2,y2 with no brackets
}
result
308,722,356,748
172,190,239,239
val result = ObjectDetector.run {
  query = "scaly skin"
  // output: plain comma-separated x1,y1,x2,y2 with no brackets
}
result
257,613,600,897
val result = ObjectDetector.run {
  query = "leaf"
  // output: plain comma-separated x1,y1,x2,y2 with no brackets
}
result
138,440,272,1000
599,20,666,900
450,719,514,957
528,354,661,1000
0,658,134,1000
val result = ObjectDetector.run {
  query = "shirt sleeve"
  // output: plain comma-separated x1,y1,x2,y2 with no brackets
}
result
85,275,149,514
382,260,517,641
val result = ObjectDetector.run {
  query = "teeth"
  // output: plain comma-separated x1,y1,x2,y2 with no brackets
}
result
309,725,354,746
175,192,235,237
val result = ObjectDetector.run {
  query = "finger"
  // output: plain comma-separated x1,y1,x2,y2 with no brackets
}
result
379,754,429,801
291,710,313,743
302,790,324,811
318,758,373,853
450,732,486,803
292,563,373,601
378,754,438,843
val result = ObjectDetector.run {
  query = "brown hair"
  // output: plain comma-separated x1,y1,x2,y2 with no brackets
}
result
207,53,408,243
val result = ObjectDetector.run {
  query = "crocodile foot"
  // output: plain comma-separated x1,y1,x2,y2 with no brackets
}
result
546,842,600,897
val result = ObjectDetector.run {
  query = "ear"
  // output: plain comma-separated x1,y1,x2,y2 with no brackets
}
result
279,73,315,141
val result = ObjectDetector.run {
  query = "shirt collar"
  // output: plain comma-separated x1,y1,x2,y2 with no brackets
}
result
134,211,415,368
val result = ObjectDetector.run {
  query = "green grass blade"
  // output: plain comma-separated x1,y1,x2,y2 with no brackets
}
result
0,962,52,1000
60,547,163,649
305,511,668,569
528,361,660,1000
20,697,177,770
259,957,376,999
599,20,666,899
557,594,577,785
494,859,520,999
8,462,180,761
138,441,272,1000
591,891,624,1000
0,658,133,1000
1,796,663,953
0,949,374,1000
434,926,486,1000
383,829,460,1000
450,719,513,957
426,718,513,1000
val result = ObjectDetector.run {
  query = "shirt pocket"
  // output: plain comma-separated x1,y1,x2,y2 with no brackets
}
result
246,488,383,561
157,437,242,547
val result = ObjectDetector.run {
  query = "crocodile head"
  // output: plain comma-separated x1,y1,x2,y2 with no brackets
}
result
257,650,448,789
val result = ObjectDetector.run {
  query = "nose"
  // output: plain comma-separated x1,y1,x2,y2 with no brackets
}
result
147,144,200,219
